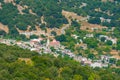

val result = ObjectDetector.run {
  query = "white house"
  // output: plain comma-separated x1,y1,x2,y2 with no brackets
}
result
90,62,102,68
85,34,94,38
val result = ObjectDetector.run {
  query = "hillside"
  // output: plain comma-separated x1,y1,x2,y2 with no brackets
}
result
0,0,120,38
0,43,120,80
0,0,120,77
0,0,120,66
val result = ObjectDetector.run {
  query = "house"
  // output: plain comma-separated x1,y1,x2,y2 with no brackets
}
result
68,53,75,58
90,62,102,68
99,35,108,39
109,38,117,44
101,55,110,63
85,34,94,38
30,39,39,43
16,41,22,45
102,64,108,67
74,56,82,62
30,38,43,44
49,39,60,48
81,57,87,62
72,34,79,39
79,39,83,43
30,48,39,52
81,57,92,65
84,60,92,65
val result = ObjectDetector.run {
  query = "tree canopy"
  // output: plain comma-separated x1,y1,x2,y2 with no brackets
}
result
0,44,120,80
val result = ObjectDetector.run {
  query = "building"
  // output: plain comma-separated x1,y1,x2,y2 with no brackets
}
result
85,34,94,38
49,39,60,48
90,62,102,68
72,34,79,39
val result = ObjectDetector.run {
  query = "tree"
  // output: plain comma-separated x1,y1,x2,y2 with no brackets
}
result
71,20,80,28
51,31,57,36
73,75,83,80
87,53,95,59
116,39,120,50
109,58,116,64
30,35,39,39
55,34,66,42
88,73,100,80
116,60,120,66
100,37,106,42
88,17,101,24
83,38,98,48
0,30,6,36
106,40,113,45
50,47,56,52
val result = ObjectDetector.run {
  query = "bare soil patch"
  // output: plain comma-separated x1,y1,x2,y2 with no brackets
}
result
0,23,9,33
0,3,2,9
110,50,120,59
29,9,36,15
4,0,14,3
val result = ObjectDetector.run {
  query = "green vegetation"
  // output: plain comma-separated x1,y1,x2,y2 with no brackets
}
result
0,44,120,80
116,60,120,66
116,39,120,50
88,17,101,24
0,0,68,39
61,0,120,27
83,38,98,48
0,1,120,79
0,0,120,39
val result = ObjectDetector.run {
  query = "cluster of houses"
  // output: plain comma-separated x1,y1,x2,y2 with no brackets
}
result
74,55,111,68
83,33,117,44
0,37,117,68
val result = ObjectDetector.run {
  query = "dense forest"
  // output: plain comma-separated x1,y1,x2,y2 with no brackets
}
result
0,0,120,39
0,43,120,80
61,0,120,27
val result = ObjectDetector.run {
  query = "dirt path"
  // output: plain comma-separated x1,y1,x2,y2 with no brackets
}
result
41,16,47,25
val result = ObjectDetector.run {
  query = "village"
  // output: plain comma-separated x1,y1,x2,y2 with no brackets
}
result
0,35,119,68
0,2,120,68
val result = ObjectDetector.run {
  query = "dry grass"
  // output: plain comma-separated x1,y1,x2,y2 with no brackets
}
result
110,50,120,59
4,0,14,3
0,23,9,33
18,58,34,66
62,10,107,32
81,22,107,32
41,16,47,25
110,50,119,55
29,9,36,15
17,5,24,14
62,10,87,23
